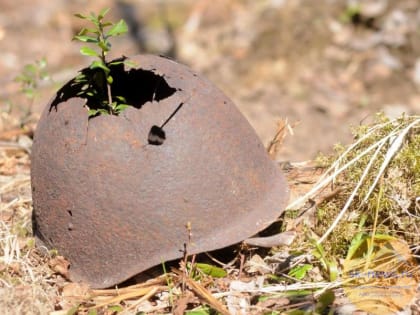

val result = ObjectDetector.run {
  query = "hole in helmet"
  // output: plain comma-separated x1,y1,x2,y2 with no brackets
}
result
49,57,178,118
147,101,185,146
148,125,166,145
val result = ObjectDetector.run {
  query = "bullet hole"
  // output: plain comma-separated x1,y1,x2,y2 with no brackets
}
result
67,211,73,230
148,125,166,145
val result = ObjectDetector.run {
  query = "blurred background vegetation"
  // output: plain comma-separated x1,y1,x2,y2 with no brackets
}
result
0,0,419,160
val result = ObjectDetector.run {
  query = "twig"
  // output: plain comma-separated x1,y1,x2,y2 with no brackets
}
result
182,273,230,315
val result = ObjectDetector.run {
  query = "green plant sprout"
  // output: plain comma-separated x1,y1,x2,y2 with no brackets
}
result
73,8,131,117
14,58,51,123
15,58,50,100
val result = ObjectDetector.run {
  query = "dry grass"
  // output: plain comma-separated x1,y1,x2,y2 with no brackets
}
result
0,140,60,314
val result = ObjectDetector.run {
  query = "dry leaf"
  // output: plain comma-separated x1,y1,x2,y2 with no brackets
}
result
49,256,70,279
244,255,272,274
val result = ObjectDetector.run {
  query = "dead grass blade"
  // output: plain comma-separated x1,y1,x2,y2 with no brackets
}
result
172,268,230,315
286,117,415,211
267,118,293,160
317,139,386,244
87,285,166,310
317,117,419,243
362,118,419,204
184,276,231,315
89,276,167,297
286,127,395,210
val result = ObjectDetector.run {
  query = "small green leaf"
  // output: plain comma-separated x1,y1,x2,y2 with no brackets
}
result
346,232,367,260
88,109,99,117
74,73,87,82
78,27,99,35
107,19,128,36
288,264,313,280
24,64,37,74
115,104,130,112
90,60,110,73
108,60,125,66
88,108,108,117
107,75,113,84
76,28,88,36
185,306,211,315
98,8,110,19
316,289,335,312
196,263,227,278
73,35,98,43
87,12,99,25
80,46,98,57
328,260,338,281
115,95,127,102
109,59,137,68
87,309,98,315
74,13,87,19
14,74,28,84
66,304,80,315
123,60,138,68
99,109,109,115
80,84,90,91
98,40,110,52
39,57,47,68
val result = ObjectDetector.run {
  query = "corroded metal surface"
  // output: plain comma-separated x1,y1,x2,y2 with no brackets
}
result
31,54,289,288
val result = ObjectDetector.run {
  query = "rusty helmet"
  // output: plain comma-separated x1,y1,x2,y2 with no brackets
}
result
31,54,289,288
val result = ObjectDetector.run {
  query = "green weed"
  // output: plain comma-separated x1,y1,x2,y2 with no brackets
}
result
72,8,134,117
